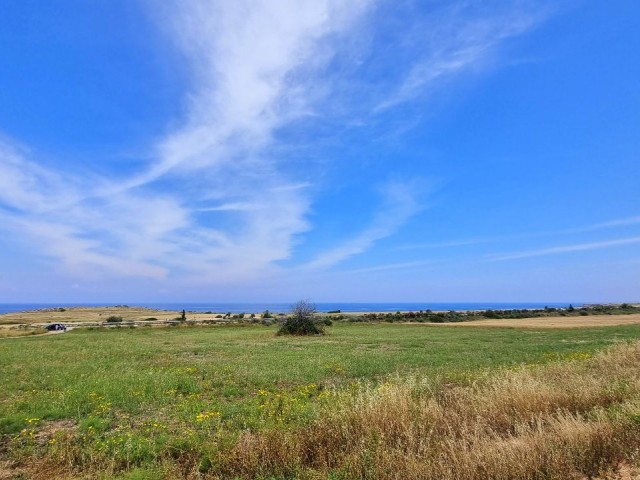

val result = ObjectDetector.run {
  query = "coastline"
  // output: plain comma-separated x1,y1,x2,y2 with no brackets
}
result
0,301,588,316
1,303,639,332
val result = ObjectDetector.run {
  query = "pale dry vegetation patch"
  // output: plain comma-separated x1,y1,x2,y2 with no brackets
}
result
452,313,640,329
0,326,47,338
218,342,640,479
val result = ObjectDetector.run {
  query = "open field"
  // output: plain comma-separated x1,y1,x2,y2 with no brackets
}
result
3,305,640,332
2,322,640,478
0,306,225,326
442,313,640,328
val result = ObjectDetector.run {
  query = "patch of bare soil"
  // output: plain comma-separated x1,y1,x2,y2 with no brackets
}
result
442,313,640,329
33,420,77,447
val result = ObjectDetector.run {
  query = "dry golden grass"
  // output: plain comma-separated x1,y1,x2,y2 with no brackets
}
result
214,341,640,479
0,306,229,326
0,326,48,338
0,306,175,325
418,313,640,329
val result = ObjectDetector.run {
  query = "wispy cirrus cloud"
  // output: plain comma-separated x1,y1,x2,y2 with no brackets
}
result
397,214,640,252
486,236,640,261
576,216,640,231
0,1,371,281
374,1,548,112
141,0,371,181
0,0,553,289
0,139,189,278
303,180,424,270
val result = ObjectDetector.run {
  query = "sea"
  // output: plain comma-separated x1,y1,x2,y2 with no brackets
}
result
0,302,580,315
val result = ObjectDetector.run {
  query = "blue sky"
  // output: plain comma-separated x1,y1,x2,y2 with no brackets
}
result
0,0,638,303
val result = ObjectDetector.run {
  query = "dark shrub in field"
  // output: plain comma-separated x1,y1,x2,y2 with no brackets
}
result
277,300,324,336
105,316,123,323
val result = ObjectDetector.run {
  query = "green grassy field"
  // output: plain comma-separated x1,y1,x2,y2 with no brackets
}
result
2,322,640,478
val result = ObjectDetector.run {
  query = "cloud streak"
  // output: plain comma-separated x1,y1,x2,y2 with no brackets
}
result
303,181,423,270
375,1,547,111
397,214,640,251
486,236,640,261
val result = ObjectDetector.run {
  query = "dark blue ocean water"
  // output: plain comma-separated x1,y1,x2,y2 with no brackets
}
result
0,302,580,315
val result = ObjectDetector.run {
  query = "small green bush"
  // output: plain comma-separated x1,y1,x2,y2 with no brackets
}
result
106,315,123,323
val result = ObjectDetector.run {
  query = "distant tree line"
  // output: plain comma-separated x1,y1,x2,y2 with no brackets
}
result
347,304,640,323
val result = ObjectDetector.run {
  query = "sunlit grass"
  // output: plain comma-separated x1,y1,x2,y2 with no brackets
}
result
2,322,640,478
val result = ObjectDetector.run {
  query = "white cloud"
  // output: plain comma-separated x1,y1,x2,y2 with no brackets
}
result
396,214,640,252
140,0,371,180
0,139,79,213
576,215,640,232
0,141,188,278
303,180,424,270
338,259,438,275
375,1,547,111
0,1,371,282
486,236,640,261
0,0,553,290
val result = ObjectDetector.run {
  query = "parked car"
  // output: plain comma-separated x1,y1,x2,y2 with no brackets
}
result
45,323,66,332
